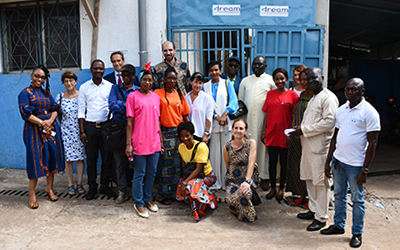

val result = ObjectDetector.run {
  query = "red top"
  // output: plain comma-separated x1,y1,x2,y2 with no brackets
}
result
262,89,299,148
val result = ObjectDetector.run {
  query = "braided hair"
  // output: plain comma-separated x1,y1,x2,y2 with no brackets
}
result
33,65,50,96
163,66,184,105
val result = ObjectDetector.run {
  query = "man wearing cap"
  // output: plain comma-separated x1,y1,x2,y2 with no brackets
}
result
104,51,140,87
239,56,276,190
153,41,191,94
221,56,242,96
108,64,139,204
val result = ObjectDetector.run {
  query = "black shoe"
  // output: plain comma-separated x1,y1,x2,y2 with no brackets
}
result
297,211,315,220
321,225,345,235
99,186,117,198
307,219,326,231
265,189,276,200
86,186,98,200
350,234,362,248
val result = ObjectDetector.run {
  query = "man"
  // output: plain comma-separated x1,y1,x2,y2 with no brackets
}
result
221,56,242,96
104,51,140,87
321,78,380,248
292,67,339,231
153,41,190,94
78,60,117,200
238,56,276,190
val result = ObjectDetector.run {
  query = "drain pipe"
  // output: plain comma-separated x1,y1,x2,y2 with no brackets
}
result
138,0,148,67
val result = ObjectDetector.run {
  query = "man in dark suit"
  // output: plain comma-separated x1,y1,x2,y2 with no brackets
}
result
104,51,140,87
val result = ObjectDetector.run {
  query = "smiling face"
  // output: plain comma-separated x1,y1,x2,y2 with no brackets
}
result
299,72,308,90
111,54,124,72
273,72,287,91
121,70,134,85
30,68,46,88
179,129,193,146
190,78,203,94
90,61,105,81
63,77,77,91
140,74,153,92
293,70,300,84
307,68,323,94
164,71,177,91
232,120,247,140
209,64,221,82
162,42,176,62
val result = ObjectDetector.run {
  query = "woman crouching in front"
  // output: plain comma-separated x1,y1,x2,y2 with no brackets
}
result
176,121,218,221
224,119,261,222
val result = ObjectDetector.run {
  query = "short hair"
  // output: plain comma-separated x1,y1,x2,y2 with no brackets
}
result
299,67,310,77
91,59,104,69
110,51,124,61
208,60,221,71
162,41,176,50
293,65,307,73
272,68,289,80
61,71,78,82
190,72,204,82
178,121,195,135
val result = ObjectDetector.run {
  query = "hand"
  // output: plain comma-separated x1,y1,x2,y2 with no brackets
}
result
260,132,266,145
291,126,303,137
357,171,367,185
125,144,133,158
179,183,187,198
202,134,209,143
160,143,165,155
285,136,290,145
240,182,251,194
80,133,88,146
41,119,51,130
324,162,332,178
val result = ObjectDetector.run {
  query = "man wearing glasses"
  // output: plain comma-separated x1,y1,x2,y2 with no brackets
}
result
221,56,242,96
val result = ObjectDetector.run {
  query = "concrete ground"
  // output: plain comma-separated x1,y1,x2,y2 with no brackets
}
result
0,143,399,250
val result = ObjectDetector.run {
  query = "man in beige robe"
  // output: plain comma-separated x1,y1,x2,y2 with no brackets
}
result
292,67,339,231
238,56,276,189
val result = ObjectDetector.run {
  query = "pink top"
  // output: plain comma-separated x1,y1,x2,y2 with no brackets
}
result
126,91,161,155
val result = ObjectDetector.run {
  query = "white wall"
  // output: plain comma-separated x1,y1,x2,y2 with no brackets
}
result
316,0,330,87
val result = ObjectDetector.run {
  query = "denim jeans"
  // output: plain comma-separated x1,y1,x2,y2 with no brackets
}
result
132,152,160,207
332,156,365,235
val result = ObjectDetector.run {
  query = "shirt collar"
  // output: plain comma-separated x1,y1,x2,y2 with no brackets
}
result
346,97,365,110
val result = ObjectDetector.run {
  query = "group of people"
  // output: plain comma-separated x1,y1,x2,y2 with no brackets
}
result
18,40,380,248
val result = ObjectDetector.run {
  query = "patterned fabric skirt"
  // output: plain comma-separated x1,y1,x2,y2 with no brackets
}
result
176,171,218,221
286,135,307,197
157,126,181,199
226,181,258,222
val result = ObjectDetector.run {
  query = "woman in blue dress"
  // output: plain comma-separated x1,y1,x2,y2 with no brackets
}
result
18,65,65,209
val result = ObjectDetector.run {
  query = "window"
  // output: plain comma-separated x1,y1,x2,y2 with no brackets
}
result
0,0,80,73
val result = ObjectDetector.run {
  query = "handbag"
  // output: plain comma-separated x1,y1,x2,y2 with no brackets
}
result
101,87,127,152
250,185,261,206
224,80,248,120
182,142,205,179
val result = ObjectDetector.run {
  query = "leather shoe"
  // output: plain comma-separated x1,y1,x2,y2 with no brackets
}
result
86,186,97,200
321,225,345,235
115,191,127,204
350,234,362,248
307,219,326,231
99,186,117,198
297,211,315,220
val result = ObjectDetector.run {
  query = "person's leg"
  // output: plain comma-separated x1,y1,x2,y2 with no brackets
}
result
305,180,316,214
45,173,58,201
28,178,38,207
267,146,279,195
133,155,147,213
346,165,365,235
99,130,113,189
76,160,85,185
144,153,160,209
65,161,74,187
209,132,222,189
332,158,348,230
278,147,288,191
85,124,100,189
313,184,330,223
113,150,127,193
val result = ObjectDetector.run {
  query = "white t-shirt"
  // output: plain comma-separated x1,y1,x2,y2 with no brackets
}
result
333,98,380,166
185,91,214,138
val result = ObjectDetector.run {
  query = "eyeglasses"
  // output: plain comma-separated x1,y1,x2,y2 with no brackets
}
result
34,74,46,80
121,74,133,78
228,64,239,69
166,77,178,81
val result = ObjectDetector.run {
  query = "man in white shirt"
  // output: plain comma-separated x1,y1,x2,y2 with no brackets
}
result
78,59,116,200
321,78,380,248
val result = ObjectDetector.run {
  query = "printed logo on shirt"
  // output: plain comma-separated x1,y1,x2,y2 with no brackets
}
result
351,118,363,123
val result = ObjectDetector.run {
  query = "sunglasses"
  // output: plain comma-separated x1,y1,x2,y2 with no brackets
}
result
228,63,239,69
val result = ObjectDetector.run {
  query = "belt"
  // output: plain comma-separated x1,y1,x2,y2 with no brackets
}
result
86,121,107,128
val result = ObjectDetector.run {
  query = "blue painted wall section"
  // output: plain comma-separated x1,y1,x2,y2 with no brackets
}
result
0,67,140,169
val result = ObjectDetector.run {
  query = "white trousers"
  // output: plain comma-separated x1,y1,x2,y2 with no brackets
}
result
209,131,231,190
306,180,330,222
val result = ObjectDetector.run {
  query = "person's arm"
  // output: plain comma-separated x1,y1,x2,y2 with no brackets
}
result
238,79,245,102
180,162,205,198
159,120,164,154
125,117,134,157
324,128,339,178
357,131,379,185
240,139,257,194
78,118,87,146
224,79,239,116
260,112,267,145
223,144,230,170
108,85,126,116
202,119,211,143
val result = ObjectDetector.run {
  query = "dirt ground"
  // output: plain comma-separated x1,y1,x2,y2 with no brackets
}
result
0,143,399,250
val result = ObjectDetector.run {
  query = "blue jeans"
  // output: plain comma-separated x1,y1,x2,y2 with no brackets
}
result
332,156,365,235
132,152,160,207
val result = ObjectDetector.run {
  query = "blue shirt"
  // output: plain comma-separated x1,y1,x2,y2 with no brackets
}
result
207,79,238,115
108,83,139,121
221,74,242,96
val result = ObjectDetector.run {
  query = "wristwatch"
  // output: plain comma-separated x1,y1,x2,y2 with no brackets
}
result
245,179,253,185
361,167,369,174
204,131,210,136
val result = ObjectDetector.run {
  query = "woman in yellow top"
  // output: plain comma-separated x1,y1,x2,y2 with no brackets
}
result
176,121,218,221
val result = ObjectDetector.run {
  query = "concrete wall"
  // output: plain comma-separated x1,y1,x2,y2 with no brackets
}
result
0,0,168,169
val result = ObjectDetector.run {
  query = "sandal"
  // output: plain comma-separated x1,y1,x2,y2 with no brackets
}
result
292,198,303,206
45,189,58,202
154,196,172,205
68,185,76,195
76,184,86,194
28,193,39,209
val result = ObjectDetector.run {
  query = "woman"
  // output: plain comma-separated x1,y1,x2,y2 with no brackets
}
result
185,72,214,143
154,66,190,204
56,72,86,195
176,121,218,221
286,68,312,207
18,65,65,209
203,60,238,190
290,65,307,96
109,64,139,204
224,119,260,222
261,68,299,202
126,63,162,218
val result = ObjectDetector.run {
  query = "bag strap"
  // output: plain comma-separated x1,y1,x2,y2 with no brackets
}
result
117,85,127,102
188,142,201,163
224,79,230,106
